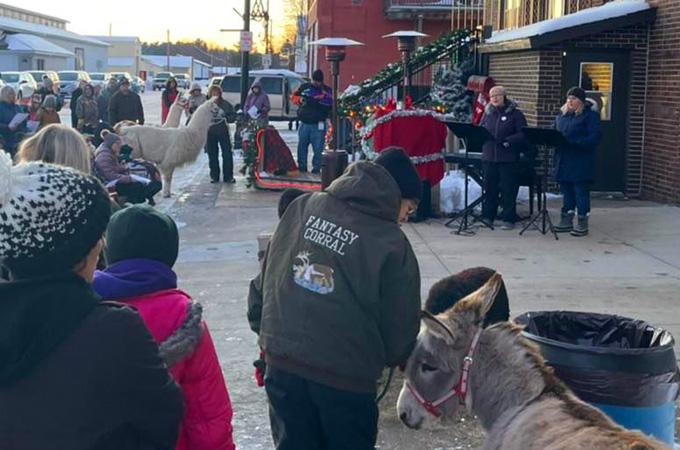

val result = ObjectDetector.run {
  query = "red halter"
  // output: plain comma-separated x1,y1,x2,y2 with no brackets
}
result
406,326,483,418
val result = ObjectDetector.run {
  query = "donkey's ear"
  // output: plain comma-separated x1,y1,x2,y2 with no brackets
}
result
421,310,455,345
457,272,503,322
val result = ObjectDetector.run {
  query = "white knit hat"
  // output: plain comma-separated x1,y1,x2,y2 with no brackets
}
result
0,151,111,277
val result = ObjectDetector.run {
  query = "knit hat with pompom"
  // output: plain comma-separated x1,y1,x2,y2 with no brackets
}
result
0,151,112,278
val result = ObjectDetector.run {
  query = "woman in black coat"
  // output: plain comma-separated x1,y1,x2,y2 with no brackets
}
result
553,86,602,237
479,85,528,230
0,158,184,450
206,85,237,183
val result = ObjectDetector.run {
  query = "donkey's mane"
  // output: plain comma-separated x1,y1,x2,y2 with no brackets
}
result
487,321,620,430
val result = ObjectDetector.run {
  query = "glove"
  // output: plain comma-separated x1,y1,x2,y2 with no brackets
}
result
253,350,266,387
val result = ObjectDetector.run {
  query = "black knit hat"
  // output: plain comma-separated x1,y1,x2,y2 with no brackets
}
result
373,147,423,200
0,154,112,278
312,69,324,82
104,205,179,268
566,86,586,103
278,188,306,219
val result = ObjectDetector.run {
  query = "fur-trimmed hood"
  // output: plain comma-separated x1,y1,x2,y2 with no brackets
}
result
93,259,203,367
484,98,519,115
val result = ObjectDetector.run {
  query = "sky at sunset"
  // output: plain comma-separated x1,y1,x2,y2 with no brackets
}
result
5,0,288,50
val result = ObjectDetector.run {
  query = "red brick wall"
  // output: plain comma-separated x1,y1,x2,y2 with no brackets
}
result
643,0,680,204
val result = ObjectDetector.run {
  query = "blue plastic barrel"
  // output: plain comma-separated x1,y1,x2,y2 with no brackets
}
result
516,311,679,446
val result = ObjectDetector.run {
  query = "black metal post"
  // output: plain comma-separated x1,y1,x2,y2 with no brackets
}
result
330,60,339,149
240,0,251,108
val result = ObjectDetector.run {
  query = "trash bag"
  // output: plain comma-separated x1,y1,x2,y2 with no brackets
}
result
516,311,679,446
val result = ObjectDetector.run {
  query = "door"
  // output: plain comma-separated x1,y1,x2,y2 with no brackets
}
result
564,50,629,192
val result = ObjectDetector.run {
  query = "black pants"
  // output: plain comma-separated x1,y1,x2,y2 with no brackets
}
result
207,133,233,182
115,180,162,204
482,161,520,223
265,365,378,450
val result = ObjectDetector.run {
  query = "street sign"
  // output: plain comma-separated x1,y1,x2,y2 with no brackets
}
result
262,53,272,69
240,31,253,52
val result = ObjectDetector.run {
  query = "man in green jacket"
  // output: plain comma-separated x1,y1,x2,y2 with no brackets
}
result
248,147,422,450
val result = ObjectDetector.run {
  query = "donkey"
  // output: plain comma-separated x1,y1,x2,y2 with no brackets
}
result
397,273,670,450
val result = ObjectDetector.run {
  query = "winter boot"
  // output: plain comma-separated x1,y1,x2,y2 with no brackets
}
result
571,215,589,237
554,211,574,233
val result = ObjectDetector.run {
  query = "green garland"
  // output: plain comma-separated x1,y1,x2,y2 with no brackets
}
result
338,30,472,115
239,120,265,187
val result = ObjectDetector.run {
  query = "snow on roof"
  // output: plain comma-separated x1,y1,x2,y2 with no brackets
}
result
486,0,651,44
5,33,73,57
142,55,192,68
0,16,109,46
108,57,134,67
89,35,139,43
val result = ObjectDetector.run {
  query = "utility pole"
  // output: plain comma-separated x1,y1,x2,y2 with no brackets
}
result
166,29,170,71
240,0,251,108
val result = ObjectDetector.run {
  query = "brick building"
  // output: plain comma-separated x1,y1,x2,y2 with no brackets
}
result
306,0,482,91
479,0,679,203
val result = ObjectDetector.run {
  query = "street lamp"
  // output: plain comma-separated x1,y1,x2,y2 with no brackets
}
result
383,31,428,101
308,37,363,189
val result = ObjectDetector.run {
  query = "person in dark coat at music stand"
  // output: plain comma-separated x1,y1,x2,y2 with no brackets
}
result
479,86,528,230
552,86,602,237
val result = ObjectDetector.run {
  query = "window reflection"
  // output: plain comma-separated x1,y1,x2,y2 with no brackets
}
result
580,62,613,121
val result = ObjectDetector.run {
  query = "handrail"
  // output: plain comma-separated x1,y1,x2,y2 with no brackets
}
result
339,30,475,113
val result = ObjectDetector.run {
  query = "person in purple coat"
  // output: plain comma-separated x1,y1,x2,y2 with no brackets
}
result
243,81,271,126
479,86,528,230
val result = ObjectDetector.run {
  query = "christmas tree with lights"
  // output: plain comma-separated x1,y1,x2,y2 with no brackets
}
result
432,63,471,121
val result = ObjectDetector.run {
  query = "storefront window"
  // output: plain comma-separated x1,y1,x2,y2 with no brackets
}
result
580,62,613,121
503,0,521,29
547,0,565,19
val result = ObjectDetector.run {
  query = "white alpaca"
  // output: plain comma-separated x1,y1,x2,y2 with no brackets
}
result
163,92,187,128
117,97,218,197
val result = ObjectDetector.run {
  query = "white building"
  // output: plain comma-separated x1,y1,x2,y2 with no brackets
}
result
141,54,211,80
89,36,142,76
0,3,108,72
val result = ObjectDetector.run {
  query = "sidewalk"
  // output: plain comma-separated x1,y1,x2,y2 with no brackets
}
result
163,124,680,449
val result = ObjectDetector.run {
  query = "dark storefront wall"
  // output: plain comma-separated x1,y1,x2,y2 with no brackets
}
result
563,50,630,192
484,22,650,195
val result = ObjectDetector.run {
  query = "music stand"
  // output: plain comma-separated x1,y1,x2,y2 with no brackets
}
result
445,121,495,235
519,127,569,240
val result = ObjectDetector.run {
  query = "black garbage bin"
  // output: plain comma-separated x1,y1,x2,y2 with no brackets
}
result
516,311,679,446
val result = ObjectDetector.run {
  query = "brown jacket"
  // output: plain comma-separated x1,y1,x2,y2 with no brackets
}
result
38,109,61,127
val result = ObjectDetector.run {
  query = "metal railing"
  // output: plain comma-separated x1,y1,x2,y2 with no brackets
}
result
387,0,482,9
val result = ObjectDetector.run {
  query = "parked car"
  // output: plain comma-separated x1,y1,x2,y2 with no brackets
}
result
27,71,60,89
57,71,91,97
220,70,306,122
131,76,146,94
208,76,224,90
152,72,174,91
174,73,190,89
88,72,109,89
0,72,38,100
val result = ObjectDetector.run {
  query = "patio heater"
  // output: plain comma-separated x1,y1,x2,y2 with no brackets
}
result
308,37,364,189
383,31,428,101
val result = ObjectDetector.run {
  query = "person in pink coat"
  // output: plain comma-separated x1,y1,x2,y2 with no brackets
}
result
92,204,235,450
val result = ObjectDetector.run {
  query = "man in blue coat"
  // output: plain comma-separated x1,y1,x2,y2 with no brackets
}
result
553,86,602,237
0,86,27,155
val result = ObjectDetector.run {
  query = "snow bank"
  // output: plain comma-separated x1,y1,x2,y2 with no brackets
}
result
486,0,650,44
440,170,483,213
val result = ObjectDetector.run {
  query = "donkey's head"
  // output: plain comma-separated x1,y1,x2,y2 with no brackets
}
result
397,273,502,429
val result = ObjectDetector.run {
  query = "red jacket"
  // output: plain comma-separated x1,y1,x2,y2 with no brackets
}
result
162,89,179,123
121,289,235,450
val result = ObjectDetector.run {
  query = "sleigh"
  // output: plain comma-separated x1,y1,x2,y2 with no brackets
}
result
250,126,322,191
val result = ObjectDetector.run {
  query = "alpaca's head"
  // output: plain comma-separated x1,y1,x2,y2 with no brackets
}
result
189,97,220,127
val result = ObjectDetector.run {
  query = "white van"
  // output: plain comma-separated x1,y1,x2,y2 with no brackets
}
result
220,69,307,123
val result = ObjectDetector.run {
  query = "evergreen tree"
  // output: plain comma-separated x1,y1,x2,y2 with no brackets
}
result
432,63,471,121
